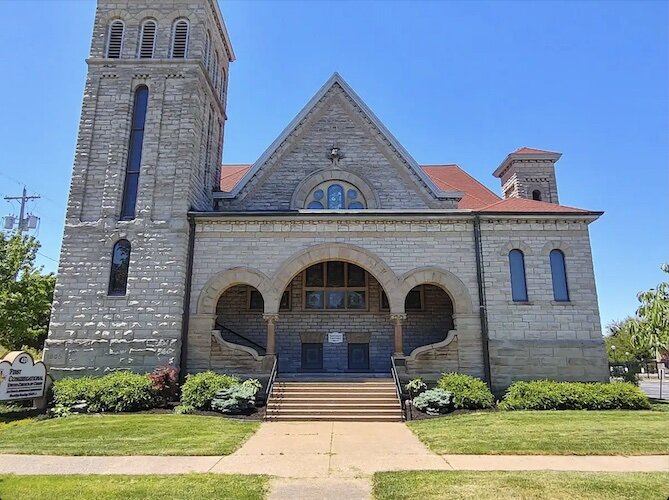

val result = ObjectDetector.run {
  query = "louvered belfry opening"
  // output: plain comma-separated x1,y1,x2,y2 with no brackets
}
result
171,20,189,58
139,20,157,59
107,20,124,58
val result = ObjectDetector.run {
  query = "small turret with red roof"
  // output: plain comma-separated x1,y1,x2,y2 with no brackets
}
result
493,147,562,204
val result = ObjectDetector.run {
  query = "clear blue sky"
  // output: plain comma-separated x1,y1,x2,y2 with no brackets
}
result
0,1,667,331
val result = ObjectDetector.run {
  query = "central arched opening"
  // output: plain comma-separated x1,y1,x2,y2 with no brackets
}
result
275,260,393,373
401,285,454,355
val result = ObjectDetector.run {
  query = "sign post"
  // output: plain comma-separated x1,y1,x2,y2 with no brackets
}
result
0,351,48,403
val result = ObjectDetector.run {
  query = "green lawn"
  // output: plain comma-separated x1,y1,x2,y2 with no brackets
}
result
373,471,669,500
0,414,259,456
0,474,268,500
408,411,669,455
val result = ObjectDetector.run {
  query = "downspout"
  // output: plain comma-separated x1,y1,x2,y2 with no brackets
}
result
473,215,493,388
179,216,196,385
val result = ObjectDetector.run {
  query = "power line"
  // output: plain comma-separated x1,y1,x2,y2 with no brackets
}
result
37,252,58,264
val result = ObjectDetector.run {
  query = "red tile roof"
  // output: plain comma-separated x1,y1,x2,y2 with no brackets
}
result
421,165,501,209
219,163,593,214
477,197,588,213
219,164,251,192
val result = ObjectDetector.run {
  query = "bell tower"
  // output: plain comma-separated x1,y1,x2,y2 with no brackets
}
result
44,0,234,376
493,147,561,203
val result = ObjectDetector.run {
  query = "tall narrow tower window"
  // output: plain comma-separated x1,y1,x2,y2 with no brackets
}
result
550,249,570,301
171,19,189,58
120,86,149,220
138,20,157,59
204,31,211,69
108,239,131,296
509,249,528,302
106,20,125,58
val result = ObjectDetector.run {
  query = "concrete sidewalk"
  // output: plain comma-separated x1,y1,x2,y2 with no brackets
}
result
0,422,666,477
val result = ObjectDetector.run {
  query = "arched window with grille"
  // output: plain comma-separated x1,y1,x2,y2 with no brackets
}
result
550,249,570,301
171,19,189,58
138,19,157,59
204,30,211,69
106,20,125,58
120,86,149,220
108,239,131,296
509,249,528,302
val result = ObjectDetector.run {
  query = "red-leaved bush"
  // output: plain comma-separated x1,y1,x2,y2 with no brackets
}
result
149,366,179,404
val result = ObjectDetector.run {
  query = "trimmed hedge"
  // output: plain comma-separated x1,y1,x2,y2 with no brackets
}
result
499,380,651,411
53,371,158,413
180,371,238,410
437,373,495,409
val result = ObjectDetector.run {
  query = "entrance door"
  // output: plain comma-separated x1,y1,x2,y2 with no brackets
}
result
301,343,323,370
348,343,370,370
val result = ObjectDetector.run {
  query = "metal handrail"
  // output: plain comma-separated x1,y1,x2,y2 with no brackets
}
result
215,319,266,355
390,355,407,421
265,355,278,402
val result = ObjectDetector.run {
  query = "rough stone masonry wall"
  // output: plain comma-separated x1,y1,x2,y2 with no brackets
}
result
218,85,457,211
500,160,559,203
44,0,228,376
215,279,453,373
187,216,485,379
480,218,608,392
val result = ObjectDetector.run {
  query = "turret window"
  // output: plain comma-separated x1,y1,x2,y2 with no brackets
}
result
532,189,542,201
138,20,157,59
120,86,149,220
106,20,125,58
305,180,367,209
108,240,131,296
550,249,570,301
171,19,189,58
509,249,528,302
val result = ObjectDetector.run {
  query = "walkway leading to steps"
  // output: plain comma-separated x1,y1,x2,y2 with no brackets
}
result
0,421,666,478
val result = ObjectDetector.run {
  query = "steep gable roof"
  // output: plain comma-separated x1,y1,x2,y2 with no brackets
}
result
214,73,463,202
219,163,593,214
421,165,501,209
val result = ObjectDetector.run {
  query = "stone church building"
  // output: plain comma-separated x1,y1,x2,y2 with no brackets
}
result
44,0,608,393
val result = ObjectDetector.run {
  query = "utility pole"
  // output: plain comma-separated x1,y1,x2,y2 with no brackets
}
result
3,187,41,234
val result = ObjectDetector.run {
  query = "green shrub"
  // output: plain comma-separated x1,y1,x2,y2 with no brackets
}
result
405,377,427,398
52,371,159,413
180,371,238,410
499,380,651,411
413,388,453,415
174,404,195,415
211,379,260,414
437,373,495,409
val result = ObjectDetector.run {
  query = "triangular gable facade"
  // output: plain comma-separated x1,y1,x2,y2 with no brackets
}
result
215,73,464,211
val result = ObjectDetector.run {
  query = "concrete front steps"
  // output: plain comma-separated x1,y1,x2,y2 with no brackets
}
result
266,379,403,422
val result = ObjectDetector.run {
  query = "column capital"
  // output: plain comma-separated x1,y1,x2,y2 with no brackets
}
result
390,313,407,323
263,313,280,324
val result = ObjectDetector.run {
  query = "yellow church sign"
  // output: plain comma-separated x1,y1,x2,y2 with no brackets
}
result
0,351,47,401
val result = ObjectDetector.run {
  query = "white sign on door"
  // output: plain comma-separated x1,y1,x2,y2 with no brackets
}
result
0,351,47,401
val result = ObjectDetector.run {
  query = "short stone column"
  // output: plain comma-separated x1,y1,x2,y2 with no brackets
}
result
263,314,279,355
390,314,407,356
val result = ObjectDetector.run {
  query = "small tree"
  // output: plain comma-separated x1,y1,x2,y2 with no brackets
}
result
629,264,669,364
604,317,652,362
0,234,55,350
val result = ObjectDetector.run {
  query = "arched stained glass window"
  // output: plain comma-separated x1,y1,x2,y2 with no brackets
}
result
305,181,366,209
120,86,149,220
509,249,528,302
550,249,570,301
327,184,344,209
109,240,131,296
